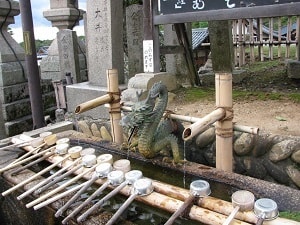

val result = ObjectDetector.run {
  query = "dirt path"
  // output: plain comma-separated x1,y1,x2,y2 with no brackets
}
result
168,99,300,136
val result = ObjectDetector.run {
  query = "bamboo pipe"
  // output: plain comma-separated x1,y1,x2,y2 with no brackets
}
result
2,155,69,196
107,69,123,145
121,106,259,135
182,108,226,141
215,72,233,172
17,157,82,200
75,94,113,114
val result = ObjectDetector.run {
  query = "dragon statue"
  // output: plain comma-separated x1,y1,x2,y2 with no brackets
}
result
121,82,184,163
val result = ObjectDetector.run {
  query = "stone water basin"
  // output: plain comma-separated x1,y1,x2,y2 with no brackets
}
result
0,130,299,225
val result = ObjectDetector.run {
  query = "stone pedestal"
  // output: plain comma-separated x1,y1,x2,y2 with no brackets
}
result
286,59,300,79
121,72,177,103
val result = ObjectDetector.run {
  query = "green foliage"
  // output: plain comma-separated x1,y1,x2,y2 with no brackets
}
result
181,83,299,103
124,0,142,6
192,21,208,29
19,39,53,52
280,211,300,222
181,87,215,102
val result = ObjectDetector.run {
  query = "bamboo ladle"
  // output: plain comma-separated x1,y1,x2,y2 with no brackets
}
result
0,145,56,174
2,134,57,170
35,152,94,195
17,157,82,200
2,154,69,196
105,178,154,225
77,169,143,223
55,162,113,218
165,180,211,225
223,190,255,225
27,155,98,209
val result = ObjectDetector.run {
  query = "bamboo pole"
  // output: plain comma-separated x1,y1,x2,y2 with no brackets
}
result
121,106,259,135
75,94,113,114
215,73,233,172
278,17,282,58
106,69,123,145
182,108,225,141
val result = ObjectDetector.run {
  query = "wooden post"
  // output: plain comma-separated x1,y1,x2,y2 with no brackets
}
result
208,20,234,172
296,16,300,60
107,69,123,145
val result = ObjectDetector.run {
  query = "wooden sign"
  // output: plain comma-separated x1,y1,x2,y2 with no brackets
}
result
160,0,300,15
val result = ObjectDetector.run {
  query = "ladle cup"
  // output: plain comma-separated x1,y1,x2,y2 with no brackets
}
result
61,169,131,224
254,198,278,225
7,134,57,166
165,179,211,225
35,152,94,194
76,170,126,222
105,178,154,225
55,162,113,217
223,190,255,225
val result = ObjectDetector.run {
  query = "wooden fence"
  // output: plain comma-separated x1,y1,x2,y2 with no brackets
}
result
232,16,299,66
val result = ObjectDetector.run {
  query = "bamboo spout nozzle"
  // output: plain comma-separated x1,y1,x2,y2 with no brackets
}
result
183,108,226,141
75,94,113,114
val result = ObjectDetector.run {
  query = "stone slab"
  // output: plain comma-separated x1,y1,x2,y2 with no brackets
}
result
66,82,110,119
0,61,27,86
22,121,74,138
199,69,247,86
57,30,81,83
286,59,300,79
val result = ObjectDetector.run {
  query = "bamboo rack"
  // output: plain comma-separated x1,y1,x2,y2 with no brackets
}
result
2,139,298,225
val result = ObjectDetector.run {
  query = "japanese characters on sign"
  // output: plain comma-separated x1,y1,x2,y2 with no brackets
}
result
160,0,299,14
143,40,154,72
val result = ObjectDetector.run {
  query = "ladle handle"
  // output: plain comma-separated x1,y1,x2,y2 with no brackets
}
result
62,180,111,224
33,181,87,210
77,181,114,222
11,152,55,175
106,192,138,225
255,217,264,225
2,155,69,196
36,163,83,194
0,146,48,173
17,158,81,200
10,143,45,165
55,175,99,217
164,194,195,225
26,163,98,208
223,206,240,225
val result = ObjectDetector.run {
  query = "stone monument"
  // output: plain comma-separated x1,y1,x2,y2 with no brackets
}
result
41,0,87,82
66,0,125,119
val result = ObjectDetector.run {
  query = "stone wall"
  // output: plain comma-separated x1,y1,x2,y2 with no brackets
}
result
187,127,300,190
75,119,300,190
